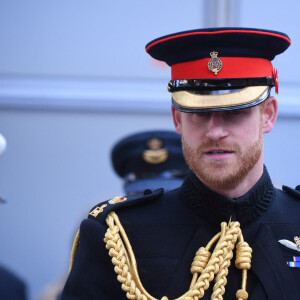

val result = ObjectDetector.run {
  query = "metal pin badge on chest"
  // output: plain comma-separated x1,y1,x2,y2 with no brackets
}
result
278,237,300,268
108,196,127,205
294,236,300,249
278,237,300,252
142,137,168,164
208,51,222,75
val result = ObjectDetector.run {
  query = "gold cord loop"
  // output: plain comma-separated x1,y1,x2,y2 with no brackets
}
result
191,247,211,275
104,212,252,300
235,241,252,270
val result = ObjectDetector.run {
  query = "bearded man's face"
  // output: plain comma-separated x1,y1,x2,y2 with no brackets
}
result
176,106,264,192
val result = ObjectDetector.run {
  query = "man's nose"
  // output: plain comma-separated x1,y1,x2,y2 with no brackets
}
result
205,113,229,141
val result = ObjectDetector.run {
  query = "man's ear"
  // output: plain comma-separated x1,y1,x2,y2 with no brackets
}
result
262,96,278,134
171,106,183,135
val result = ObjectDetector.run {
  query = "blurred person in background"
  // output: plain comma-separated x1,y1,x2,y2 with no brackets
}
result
0,133,27,300
39,129,187,300
111,130,188,195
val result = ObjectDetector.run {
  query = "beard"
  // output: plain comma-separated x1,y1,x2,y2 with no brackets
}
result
182,132,263,191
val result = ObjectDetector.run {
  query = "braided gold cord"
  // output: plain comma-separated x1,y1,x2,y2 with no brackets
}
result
213,222,241,299
185,222,240,300
190,247,211,288
104,212,252,300
104,215,148,300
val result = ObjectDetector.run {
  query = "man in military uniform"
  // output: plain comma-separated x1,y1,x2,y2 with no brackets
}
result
62,28,300,299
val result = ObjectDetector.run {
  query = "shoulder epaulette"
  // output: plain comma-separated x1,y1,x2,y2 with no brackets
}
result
87,188,164,224
282,185,300,199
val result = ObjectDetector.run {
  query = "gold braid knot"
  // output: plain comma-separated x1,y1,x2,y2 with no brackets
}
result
104,212,252,300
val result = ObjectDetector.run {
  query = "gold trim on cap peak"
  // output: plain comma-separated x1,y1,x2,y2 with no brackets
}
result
172,86,269,110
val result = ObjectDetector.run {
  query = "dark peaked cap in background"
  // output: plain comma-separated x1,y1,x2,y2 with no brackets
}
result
146,27,291,112
111,130,188,194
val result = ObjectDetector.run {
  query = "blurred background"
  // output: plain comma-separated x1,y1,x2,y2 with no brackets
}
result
0,0,299,299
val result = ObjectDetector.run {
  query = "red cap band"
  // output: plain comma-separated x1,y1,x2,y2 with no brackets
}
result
171,57,273,80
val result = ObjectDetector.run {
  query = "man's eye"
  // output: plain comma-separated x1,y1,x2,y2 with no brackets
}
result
231,110,241,115
196,112,211,117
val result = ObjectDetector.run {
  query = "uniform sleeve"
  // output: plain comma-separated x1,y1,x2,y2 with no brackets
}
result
61,218,123,300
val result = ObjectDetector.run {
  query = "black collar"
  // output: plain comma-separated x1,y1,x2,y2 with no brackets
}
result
181,166,274,225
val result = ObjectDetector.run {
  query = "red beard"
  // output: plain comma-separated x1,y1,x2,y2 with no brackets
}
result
182,134,263,191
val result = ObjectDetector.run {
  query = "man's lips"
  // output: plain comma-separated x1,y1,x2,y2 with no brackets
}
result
205,148,234,155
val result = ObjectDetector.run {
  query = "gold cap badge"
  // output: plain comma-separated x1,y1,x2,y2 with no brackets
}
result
143,138,168,164
208,51,222,75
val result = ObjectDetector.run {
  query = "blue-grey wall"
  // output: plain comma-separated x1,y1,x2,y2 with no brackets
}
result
0,1,299,299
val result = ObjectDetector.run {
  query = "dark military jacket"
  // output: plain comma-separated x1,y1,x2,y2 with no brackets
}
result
62,167,300,299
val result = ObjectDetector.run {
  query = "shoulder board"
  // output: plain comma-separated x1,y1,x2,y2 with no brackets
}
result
282,185,300,199
87,188,164,224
